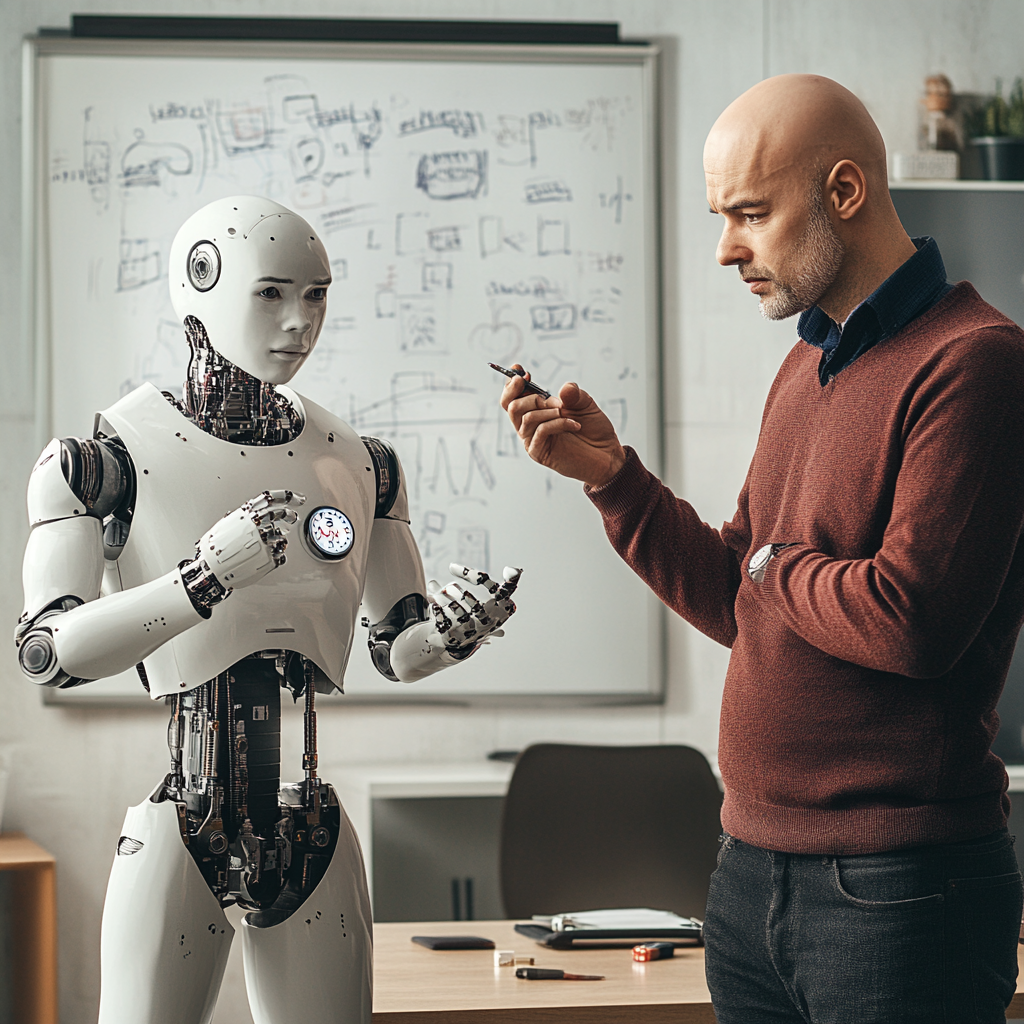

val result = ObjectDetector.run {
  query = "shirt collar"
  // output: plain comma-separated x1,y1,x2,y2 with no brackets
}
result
798,236,951,383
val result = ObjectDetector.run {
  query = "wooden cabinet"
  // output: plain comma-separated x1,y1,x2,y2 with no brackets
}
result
0,834,57,1024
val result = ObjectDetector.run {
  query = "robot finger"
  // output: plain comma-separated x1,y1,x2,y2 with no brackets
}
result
448,563,498,591
426,593,454,635
253,506,300,527
443,583,492,626
441,584,483,625
495,566,523,600
267,488,307,508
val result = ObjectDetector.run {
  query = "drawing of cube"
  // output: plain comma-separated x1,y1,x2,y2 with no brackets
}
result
398,298,443,353
217,107,269,155
530,303,577,333
428,226,462,251
422,262,454,291
538,217,570,256
416,151,487,200
118,239,160,291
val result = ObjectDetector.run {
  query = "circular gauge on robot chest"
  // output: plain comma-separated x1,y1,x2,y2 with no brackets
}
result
305,506,355,560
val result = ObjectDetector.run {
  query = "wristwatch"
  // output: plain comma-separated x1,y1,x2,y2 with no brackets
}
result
747,543,794,584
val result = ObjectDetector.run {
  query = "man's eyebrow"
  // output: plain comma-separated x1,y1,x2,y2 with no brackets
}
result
710,198,768,214
257,276,293,284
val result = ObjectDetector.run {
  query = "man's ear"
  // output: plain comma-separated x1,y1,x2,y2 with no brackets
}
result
826,159,867,221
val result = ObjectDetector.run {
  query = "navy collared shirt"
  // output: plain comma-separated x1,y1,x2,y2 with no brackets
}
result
798,236,952,385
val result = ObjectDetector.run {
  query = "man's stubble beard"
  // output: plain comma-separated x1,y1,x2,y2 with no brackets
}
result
754,197,846,321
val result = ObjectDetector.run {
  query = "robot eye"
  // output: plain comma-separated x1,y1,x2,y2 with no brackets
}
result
307,287,327,301
187,241,221,292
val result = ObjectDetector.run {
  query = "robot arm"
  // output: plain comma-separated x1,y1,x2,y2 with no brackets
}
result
16,438,303,687
360,437,521,683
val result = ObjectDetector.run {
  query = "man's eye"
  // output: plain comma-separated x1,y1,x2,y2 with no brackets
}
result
307,287,327,302
744,213,765,225
259,286,280,299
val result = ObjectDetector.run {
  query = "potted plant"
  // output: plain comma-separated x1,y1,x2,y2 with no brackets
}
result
967,78,1024,180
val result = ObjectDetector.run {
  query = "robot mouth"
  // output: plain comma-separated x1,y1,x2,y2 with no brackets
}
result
270,348,309,358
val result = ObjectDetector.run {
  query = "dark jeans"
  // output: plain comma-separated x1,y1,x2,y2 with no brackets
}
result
703,829,1023,1023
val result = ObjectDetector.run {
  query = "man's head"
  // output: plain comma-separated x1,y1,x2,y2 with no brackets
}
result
704,74,912,323
169,196,331,383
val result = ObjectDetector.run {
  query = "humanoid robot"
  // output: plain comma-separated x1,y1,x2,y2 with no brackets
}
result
14,195,521,1024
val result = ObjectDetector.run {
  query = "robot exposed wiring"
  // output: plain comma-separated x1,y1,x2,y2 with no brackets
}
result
14,195,522,1024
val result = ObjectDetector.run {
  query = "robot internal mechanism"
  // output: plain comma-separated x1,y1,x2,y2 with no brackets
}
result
162,652,335,924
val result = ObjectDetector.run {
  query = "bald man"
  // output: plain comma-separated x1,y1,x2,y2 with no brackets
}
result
502,75,1024,1022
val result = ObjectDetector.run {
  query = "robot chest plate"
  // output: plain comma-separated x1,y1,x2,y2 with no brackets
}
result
99,385,376,696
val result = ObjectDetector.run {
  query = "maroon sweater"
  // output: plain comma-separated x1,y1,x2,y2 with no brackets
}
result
588,284,1024,855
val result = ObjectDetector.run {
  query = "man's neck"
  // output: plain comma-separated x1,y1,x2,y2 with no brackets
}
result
817,231,918,323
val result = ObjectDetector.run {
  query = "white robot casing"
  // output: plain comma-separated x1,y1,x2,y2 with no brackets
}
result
96,381,409,698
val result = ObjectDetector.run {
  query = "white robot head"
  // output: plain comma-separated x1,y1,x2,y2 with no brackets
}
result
169,196,331,384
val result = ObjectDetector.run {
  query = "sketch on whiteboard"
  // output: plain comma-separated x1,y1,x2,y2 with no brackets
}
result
524,179,572,204
468,305,523,364
398,109,483,139
416,151,488,200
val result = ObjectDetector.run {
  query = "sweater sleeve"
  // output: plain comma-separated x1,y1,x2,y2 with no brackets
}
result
759,326,1024,678
586,447,746,647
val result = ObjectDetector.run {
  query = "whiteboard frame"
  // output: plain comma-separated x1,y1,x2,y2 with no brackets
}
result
23,36,664,708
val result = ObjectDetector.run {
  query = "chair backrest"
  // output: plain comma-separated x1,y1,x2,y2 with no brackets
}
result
499,743,722,920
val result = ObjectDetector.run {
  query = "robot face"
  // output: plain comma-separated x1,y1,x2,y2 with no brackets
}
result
169,197,332,384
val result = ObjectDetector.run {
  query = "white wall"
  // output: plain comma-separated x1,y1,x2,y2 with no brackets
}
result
2,1,1024,1020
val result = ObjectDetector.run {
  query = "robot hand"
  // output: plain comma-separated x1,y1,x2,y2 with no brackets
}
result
427,563,522,656
197,490,306,590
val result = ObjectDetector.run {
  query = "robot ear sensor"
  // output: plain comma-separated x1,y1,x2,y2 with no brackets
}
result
187,240,221,292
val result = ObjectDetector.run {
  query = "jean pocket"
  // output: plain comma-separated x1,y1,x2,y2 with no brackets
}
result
947,870,1023,1019
832,856,945,909
715,832,736,869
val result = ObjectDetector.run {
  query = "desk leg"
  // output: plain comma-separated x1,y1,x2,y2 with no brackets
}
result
11,864,57,1024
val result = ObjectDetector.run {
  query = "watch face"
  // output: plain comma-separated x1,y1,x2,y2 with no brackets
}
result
305,506,355,559
749,543,774,572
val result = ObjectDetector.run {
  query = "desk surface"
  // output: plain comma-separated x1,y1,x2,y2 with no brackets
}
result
372,919,716,1023
373,920,1024,1022
0,832,55,870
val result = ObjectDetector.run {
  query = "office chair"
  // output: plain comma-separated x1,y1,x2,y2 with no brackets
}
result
499,743,722,920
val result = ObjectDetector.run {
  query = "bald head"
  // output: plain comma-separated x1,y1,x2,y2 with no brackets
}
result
705,74,916,323
705,74,887,196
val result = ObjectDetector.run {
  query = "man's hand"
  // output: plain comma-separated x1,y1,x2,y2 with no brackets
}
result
500,364,627,487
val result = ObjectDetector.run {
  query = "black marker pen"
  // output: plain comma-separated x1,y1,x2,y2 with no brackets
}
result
488,362,551,399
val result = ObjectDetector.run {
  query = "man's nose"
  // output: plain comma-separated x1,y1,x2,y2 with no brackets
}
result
716,224,752,267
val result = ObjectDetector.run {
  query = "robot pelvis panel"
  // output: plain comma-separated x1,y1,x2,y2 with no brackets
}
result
98,787,234,1024
241,791,373,1024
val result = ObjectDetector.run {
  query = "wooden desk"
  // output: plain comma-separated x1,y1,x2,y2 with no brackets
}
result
0,833,57,1024
374,921,1024,1022
372,919,715,1023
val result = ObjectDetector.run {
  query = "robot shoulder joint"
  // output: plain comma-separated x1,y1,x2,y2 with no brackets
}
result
27,436,135,527
361,436,402,519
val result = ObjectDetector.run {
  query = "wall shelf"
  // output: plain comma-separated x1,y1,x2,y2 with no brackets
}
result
889,178,1024,191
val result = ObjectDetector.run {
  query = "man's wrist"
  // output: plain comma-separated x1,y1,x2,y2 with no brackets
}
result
747,542,796,584
585,446,628,489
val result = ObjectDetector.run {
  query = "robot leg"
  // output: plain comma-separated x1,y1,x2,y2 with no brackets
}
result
240,785,372,1024
98,782,234,1024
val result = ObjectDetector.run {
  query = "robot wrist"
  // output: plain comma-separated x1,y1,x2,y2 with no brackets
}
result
178,557,230,615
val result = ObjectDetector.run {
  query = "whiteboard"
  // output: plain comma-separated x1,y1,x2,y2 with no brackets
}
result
25,37,663,705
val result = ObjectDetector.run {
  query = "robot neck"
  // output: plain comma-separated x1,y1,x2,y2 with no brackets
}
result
180,316,303,446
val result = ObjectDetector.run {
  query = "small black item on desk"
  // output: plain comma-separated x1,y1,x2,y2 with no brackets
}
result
633,942,675,962
516,968,605,980
411,935,495,950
